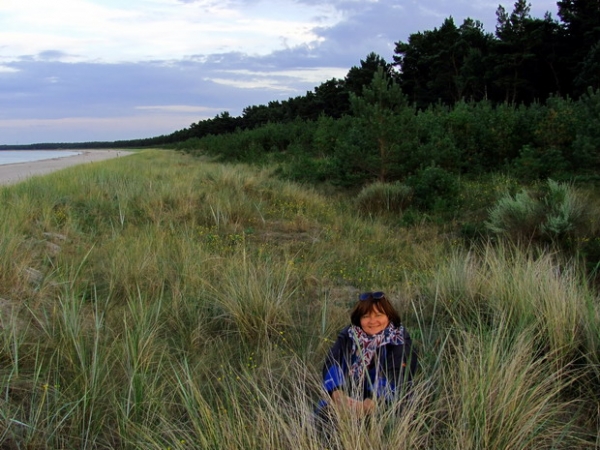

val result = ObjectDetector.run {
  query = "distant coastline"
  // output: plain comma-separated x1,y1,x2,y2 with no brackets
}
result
0,150,82,166
0,149,133,185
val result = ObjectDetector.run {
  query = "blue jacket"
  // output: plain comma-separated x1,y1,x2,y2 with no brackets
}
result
322,325,417,402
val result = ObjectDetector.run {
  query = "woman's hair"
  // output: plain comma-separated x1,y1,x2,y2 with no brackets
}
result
350,293,401,327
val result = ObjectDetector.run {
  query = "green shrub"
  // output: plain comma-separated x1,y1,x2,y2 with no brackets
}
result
486,179,590,245
355,181,412,215
407,166,460,213
573,87,600,173
277,144,336,184
540,180,588,237
512,145,570,181
485,187,543,242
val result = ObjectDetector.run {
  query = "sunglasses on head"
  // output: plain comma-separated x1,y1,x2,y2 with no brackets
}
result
359,291,385,301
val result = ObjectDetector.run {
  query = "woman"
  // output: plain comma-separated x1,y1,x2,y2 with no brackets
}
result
318,291,417,422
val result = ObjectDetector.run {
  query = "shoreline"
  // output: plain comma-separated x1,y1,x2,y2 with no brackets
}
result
0,149,134,186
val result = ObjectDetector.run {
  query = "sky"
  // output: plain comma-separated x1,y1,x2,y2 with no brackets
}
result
0,0,560,145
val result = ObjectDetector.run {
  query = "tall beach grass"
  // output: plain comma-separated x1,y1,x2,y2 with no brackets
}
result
0,149,598,448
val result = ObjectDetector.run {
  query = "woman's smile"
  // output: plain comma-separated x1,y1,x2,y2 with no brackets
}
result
360,306,390,335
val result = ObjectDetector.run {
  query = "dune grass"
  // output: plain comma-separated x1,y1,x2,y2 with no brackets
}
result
0,149,598,448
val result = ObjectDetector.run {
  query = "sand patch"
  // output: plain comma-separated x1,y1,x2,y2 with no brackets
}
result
0,149,133,185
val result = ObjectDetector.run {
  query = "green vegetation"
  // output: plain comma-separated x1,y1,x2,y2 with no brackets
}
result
1,150,599,448
486,179,592,244
176,79,600,189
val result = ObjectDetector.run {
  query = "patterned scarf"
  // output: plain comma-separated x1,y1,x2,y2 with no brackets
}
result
348,323,404,381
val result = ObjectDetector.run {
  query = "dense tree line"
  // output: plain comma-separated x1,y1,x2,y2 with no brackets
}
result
6,0,599,154
0,135,168,151
177,67,600,186
170,1,595,146
170,0,600,144
394,0,600,107
167,0,600,189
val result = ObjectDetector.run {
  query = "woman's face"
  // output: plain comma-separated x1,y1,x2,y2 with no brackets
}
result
359,304,390,335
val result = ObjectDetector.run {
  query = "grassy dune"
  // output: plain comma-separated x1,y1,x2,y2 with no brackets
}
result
0,150,598,449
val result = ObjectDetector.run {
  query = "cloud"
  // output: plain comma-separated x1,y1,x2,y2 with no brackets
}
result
0,114,204,143
209,67,349,90
0,65,19,73
36,50,73,61
0,0,342,64
208,77,299,92
0,0,565,144
135,105,218,113
0,55,328,143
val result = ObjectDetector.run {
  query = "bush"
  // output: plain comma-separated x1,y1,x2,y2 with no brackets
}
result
355,181,412,215
486,179,590,246
407,166,460,213
512,145,570,181
572,87,600,173
277,149,336,184
485,186,545,242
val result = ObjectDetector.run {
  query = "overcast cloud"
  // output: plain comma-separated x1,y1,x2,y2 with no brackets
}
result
0,0,559,144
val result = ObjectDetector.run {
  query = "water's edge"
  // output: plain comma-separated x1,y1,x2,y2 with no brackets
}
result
0,150,82,166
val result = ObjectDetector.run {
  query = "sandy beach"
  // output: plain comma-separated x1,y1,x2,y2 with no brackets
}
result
0,150,133,186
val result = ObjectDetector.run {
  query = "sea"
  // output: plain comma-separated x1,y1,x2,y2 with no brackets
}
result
0,150,82,166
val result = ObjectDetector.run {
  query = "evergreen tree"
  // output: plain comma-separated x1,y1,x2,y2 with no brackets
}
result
493,0,537,103
394,17,494,108
493,1,564,103
313,78,349,118
557,0,600,93
334,67,417,185
345,52,395,96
